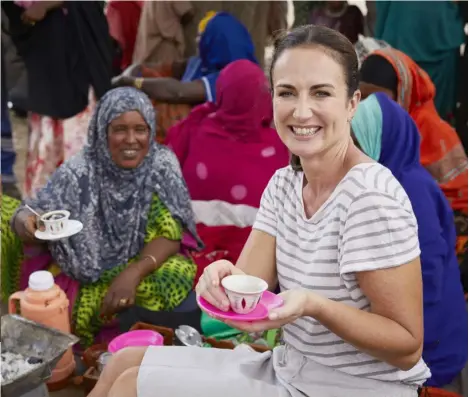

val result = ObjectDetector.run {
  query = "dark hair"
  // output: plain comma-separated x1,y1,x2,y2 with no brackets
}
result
360,54,398,96
269,25,359,171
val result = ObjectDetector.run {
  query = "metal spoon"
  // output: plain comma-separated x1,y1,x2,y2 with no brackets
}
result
25,204,42,218
175,325,204,347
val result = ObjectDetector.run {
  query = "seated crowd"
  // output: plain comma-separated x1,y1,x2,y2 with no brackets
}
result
1,11,467,397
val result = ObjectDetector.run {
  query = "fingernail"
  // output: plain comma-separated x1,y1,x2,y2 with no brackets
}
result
212,280,218,287
222,300,229,307
269,313,279,320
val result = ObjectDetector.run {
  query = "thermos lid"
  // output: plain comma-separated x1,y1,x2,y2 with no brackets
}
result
29,271,54,291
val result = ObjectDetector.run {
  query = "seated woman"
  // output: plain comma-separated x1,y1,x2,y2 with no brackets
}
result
166,58,289,344
167,59,289,209
89,25,430,397
359,48,468,269
3,87,202,347
351,93,468,389
113,11,258,141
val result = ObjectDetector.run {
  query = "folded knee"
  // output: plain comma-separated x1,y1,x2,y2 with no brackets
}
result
109,367,139,397
111,346,147,366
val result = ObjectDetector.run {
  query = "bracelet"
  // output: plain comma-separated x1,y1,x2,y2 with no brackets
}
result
133,77,144,90
141,254,157,266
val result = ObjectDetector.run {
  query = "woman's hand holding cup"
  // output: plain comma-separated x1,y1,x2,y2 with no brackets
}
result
14,210,42,243
195,259,245,312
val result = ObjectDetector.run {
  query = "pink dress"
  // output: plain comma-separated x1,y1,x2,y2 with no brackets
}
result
166,59,289,208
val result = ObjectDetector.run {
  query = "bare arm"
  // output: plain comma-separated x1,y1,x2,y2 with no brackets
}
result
128,238,181,280
236,230,278,290
115,75,206,105
305,258,424,370
122,60,187,79
100,235,181,317
39,1,64,11
140,77,205,104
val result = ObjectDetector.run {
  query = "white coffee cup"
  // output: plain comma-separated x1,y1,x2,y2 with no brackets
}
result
221,275,268,314
40,210,70,235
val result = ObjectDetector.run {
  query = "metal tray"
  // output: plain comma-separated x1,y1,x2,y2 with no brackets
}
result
1,314,79,397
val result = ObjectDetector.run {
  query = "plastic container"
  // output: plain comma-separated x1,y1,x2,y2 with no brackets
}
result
108,330,164,353
8,271,76,385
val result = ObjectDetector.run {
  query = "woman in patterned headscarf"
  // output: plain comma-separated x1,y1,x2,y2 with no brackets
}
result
3,87,202,347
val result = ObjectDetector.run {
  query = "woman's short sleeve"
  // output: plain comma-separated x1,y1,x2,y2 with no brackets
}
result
339,191,421,274
252,173,278,237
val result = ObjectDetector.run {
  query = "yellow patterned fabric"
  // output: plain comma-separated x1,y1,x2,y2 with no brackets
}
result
73,194,196,346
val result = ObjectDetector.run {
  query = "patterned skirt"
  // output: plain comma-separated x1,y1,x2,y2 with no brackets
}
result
1,195,196,347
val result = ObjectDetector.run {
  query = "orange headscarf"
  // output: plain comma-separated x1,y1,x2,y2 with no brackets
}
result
370,48,468,213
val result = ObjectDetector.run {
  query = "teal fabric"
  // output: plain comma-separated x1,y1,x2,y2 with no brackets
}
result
374,1,464,118
351,95,383,161
200,312,241,339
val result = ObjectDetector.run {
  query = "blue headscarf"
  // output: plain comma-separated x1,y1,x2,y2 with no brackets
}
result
352,93,468,387
25,87,202,283
183,12,257,102
199,12,257,74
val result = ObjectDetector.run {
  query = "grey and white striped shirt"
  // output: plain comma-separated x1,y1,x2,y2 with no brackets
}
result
253,163,431,385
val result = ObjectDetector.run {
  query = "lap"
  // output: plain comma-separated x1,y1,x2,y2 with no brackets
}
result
137,345,288,397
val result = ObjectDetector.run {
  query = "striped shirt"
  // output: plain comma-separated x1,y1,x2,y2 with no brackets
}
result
253,163,431,385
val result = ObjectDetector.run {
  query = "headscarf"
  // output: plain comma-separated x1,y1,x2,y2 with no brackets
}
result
168,60,275,147
199,12,258,75
166,60,289,208
180,12,257,99
349,94,382,161
352,93,468,387
360,48,468,213
198,10,217,34
25,87,202,283
204,59,274,139
354,35,390,67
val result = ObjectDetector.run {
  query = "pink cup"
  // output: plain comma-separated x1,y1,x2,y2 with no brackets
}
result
108,330,164,353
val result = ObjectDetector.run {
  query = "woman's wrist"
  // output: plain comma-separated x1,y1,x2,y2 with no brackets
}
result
127,255,159,282
123,263,145,284
303,289,328,318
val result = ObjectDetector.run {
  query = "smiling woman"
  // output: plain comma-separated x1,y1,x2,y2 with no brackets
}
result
107,111,151,169
4,87,203,348
87,26,429,397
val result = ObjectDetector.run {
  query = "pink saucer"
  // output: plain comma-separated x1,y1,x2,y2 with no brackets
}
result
197,291,283,321
108,330,164,353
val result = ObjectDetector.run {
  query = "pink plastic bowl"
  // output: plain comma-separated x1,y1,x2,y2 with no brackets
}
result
108,330,164,353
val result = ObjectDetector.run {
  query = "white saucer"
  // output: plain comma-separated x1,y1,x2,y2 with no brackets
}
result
35,220,83,241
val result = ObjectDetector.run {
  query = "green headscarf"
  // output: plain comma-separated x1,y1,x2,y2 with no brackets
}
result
351,95,383,161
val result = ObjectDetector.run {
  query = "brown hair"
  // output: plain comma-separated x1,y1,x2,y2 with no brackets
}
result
269,25,359,171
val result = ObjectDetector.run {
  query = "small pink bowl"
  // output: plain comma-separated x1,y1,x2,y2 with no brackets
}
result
108,330,164,353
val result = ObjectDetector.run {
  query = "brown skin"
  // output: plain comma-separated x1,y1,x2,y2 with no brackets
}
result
122,60,188,81
107,111,150,169
359,82,396,101
111,75,206,105
21,1,63,23
13,210,46,245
